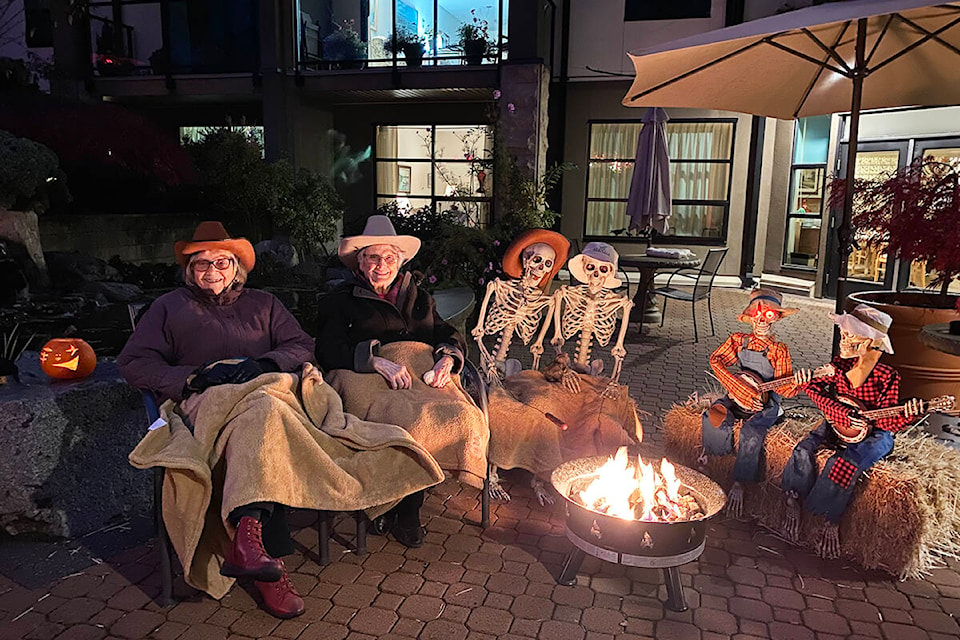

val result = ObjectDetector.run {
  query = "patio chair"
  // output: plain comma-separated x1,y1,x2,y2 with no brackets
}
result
651,247,727,343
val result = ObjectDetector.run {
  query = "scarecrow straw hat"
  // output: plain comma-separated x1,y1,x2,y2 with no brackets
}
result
737,288,800,323
830,303,895,355
338,215,421,272
175,221,256,271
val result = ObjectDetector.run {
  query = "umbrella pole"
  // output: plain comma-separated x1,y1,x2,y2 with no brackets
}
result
833,18,868,352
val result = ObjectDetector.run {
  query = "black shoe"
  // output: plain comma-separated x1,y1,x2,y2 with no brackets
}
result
370,513,395,536
390,521,425,548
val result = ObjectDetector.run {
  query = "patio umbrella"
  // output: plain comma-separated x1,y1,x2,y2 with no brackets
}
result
621,0,960,313
625,107,672,234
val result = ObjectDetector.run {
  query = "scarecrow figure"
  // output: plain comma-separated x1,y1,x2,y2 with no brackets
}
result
471,229,570,384
782,304,921,559
702,288,801,517
550,242,633,396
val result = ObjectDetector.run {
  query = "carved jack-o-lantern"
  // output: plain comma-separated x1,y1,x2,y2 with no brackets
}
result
39,338,96,380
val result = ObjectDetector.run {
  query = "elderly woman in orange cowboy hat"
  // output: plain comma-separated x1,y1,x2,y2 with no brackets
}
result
313,215,487,548
120,221,443,619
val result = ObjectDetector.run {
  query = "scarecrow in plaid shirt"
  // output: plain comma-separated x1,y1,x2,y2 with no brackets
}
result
702,289,802,518
782,304,920,559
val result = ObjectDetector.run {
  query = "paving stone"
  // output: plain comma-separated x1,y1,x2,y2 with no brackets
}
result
865,588,912,610
800,610,850,635
552,584,594,608
441,603,471,624
485,573,527,596
620,595,664,621
420,581,448,597
380,573,424,596
50,625,108,640
25,620,66,640
879,622,929,640
765,621,813,640
419,619,468,640
693,607,737,635
296,621,349,640
397,594,445,621
581,607,625,633
654,619,701,639
422,562,465,584
167,598,220,624
773,608,802,624
728,597,773,622
912,610,960,634
445,583,486,607
272,619,309,639
47,597,104,625
332,584,379,609
324,605,359,626
228,609,280,637
509,617,542,637
465,607,513,635
348,607,398,635
390,617,425,638
108,610,165,639
538,620,585,640
848,621,883,638
510,594,554,619
725,566,765,587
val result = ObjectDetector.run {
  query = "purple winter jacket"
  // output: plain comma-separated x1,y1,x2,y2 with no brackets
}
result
118,286,316,402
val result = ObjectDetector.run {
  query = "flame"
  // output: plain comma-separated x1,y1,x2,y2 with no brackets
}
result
576,447,695,522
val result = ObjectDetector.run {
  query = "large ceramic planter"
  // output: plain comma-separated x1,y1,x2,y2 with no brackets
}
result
846,291,960,400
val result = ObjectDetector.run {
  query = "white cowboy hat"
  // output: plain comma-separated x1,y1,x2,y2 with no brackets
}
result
568,242,623,288
338,215,421,272
830,304,895,355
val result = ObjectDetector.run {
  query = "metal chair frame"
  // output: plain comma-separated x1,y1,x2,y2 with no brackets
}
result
652,247,728,343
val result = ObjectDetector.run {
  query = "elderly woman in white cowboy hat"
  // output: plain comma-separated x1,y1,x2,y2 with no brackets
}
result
314,215,487,548
781,303,921,558
119,221,444,619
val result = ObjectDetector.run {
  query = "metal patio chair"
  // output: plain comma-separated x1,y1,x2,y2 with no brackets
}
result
651,247,728,342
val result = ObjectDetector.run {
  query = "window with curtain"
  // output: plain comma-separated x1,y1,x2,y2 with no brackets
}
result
584,119,735,242
375,124,493,227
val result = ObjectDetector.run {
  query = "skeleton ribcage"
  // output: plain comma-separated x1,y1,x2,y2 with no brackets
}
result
560,288,621,346
483,283,551,344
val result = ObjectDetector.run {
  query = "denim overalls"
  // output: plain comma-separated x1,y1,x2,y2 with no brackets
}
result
702,336,782,483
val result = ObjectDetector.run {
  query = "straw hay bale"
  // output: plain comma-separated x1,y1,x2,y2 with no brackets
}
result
663,399,960,579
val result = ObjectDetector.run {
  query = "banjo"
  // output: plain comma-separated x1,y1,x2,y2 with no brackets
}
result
830,394,956,444
733,364,834,413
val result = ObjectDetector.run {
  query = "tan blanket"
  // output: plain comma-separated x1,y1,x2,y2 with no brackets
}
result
325,342,489,489
128,364,444,599
488,371,642,476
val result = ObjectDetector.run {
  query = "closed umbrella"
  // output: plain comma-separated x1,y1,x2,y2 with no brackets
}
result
626,107,672,234
621,0,960,313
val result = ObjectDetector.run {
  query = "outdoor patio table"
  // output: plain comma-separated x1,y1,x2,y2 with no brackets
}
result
618,253,701,326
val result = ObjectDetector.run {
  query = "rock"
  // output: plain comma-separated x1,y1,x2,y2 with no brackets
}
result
81,281,143,303
0,360,150,537
0,208,48,287
45,251,121,287
255,238,300,269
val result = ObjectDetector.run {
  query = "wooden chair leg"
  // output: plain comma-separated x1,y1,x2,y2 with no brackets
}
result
154,467,174,607
317,510,331,565
354,512,367,556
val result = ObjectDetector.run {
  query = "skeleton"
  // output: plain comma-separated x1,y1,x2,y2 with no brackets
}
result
551,245,633,396
472,243,557,384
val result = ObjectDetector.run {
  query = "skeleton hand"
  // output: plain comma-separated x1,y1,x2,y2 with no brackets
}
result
601,380,619,399
471,326,484,340
550,335,564,353
424,355,454,388
530,343,544,357
793,368,813,386
561,370,581,394
903,397,922,419
848,412,867,432
373,356,412,390
611,345,626,360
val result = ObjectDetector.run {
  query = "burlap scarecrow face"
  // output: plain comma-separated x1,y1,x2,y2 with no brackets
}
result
521,243,556,289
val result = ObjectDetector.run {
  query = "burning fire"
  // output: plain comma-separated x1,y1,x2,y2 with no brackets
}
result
573,447,704,522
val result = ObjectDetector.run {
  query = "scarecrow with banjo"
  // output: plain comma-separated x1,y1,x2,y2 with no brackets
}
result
781,304,953,558
701,289,816,517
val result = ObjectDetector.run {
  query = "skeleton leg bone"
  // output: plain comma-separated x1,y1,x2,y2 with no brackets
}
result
783,491,801,544
818,523,841,559
531,475,555,506
488,465,511,502
726,481,744,518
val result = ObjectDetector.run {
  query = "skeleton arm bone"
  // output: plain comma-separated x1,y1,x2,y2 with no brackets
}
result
550,288,569,354
609,298,633,383
531,292,559,370
472,280,498,378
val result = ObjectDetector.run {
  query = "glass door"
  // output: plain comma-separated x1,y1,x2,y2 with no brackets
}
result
898,139,960,293
825,141,908,298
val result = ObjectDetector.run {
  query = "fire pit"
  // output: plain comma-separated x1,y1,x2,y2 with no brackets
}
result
551,448,726,611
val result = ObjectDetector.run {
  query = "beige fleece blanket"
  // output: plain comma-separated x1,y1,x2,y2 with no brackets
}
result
325,342,489,489
488,370,642,476
128,364,444,599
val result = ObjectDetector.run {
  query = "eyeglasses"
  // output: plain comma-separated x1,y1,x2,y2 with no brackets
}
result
192,257,235,272
361,253,399,266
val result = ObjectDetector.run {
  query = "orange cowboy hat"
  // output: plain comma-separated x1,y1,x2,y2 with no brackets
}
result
737,288,800,323
174,221,256,272
502,229,570,289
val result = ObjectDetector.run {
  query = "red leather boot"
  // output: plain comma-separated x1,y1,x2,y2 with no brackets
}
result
255,571,305,619
220,516,284,582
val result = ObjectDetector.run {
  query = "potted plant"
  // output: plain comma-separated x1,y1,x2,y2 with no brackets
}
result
322,19,366,69
829,156,960,398
385,28,426,67
457,10,494,65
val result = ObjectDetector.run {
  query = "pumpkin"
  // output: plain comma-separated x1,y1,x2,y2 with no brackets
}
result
39,338,97,380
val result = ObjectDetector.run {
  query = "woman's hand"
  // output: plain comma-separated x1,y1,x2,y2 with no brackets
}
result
424,355,455,388
373,356,412,389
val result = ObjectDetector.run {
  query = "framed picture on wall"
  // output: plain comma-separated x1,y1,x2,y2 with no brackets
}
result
397,165,412,194
798,167,822,194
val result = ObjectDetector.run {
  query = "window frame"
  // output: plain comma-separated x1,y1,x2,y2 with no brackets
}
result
373,123,494,227
583,117,737,246
781,162,826,271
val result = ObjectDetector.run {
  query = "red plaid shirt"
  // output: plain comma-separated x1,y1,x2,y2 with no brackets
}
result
803,356,908,433
710,332,798,408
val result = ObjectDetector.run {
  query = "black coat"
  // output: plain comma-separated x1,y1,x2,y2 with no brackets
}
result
313,272,466,373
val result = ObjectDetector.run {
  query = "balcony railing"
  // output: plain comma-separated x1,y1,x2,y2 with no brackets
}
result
87,0,260,77
297,0,508,71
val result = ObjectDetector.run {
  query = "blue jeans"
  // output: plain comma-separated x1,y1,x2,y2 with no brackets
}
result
781,419,894,523
702,395,781,483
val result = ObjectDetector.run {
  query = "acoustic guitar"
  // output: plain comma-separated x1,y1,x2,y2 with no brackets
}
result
732,364,834,413
830,394,956,444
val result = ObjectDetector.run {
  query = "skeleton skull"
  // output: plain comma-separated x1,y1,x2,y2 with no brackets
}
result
581,255,616,292
521,243,556,287
748,304,780,339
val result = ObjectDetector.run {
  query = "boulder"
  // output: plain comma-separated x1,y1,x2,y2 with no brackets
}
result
0,208,48,287
45,251,121,288
81,281,143,303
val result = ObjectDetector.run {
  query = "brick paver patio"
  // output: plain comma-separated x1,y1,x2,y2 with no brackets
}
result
2,287,958,640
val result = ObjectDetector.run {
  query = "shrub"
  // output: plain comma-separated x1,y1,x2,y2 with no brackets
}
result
0,130,70,213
